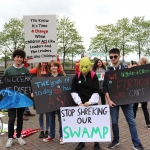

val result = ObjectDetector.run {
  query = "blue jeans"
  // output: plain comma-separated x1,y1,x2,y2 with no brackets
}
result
49,110,62,138
38,113,49,131
110,104,140,146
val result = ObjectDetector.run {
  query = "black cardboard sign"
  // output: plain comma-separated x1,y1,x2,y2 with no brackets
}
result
105,64,150,105
31,76,76,114
0,74,33,100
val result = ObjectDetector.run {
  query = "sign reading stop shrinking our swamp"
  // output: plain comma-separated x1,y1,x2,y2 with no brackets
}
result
105,64,150,105
23,15,57,63
60,105,111,142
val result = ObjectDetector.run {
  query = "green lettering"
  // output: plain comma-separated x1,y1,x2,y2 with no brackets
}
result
63,126,70,139
91,127,102,138
103,126,108,139
82,127,90,138
70,127,81,138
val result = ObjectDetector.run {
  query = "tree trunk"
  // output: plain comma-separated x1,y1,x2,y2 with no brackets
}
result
122,44,125,63
63,49,66,69
104,43,108,62
72,53,73,68
4,56,7,69
138,42,141,60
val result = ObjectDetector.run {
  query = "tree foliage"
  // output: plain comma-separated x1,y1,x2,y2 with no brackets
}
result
0,18,25,54
57,16,85,68
89,16,150,61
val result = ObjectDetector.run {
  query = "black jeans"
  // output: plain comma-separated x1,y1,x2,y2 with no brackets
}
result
99,91,106,105
133,102,150,125
8,108,25,138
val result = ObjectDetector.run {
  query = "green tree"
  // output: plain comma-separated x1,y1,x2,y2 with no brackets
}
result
131,16,150,60
89,24,113,62
0,18,25,53
57,16,85,68
67,44,85,68
115,18,132,62
0,49,11,68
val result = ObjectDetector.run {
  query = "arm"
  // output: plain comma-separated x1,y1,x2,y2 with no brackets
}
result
103,71,116,107
71,75,83,106
29,68,37,74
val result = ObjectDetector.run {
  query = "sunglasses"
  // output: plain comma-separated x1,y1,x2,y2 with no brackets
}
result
109,55,118,59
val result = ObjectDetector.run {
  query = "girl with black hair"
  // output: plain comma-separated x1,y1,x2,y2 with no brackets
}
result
93,59,106,105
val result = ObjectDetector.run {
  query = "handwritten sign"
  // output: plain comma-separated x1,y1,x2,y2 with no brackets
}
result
31,76,76,114
96,73,105,81
23,15,57,63
0,74,33,100
60,105,111,142
105,64,150,105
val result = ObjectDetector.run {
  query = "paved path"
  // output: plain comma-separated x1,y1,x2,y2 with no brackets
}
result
0,103,150,150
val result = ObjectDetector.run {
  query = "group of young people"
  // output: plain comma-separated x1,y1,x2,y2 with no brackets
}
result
5,49,65,148
4,48,148,150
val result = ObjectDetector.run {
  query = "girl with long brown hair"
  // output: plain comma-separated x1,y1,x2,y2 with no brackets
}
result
30,62,50,138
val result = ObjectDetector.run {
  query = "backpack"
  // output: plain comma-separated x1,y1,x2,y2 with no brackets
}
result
77,71,95,79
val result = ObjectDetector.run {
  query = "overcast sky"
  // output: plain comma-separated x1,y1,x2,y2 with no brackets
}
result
1,0,150,61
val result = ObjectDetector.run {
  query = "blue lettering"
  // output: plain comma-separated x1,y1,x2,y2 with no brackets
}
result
63,86,71,91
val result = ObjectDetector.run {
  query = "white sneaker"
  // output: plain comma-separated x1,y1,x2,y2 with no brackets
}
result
16,137,26,146
60,137,65,145
5,138,14,148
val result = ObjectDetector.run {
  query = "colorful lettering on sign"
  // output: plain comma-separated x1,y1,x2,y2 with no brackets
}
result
63,126,108,139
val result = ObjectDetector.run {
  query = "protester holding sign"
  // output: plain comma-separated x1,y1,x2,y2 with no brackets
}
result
133,57,150,129
30,62,50,138
93,59,106,105
43,60,65,144
71,57,101,150
4,49,28,148
103,48,144,150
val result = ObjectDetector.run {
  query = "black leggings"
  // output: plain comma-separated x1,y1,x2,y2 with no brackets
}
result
133,102,150,125
99,91,106,105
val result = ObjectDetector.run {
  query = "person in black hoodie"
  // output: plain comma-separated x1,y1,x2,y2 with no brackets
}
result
103,48,144,150
71,57,101,150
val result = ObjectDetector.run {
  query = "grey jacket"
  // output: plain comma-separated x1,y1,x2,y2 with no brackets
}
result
95,68,106,90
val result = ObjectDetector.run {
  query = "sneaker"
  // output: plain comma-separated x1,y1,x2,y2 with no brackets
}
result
5,138,14,148
24,112,35,116
44,131,49,138
147,125,150,129
76,142,85,150
16,137,26,146
60,137,65,145
133,143,144,150
23,115,29,121
94,142,102,150
39,131,44,138
108,140,120,149
43,136,55,142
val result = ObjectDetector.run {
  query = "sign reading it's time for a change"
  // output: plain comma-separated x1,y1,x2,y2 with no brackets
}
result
24,15,57,63
60,105,111,142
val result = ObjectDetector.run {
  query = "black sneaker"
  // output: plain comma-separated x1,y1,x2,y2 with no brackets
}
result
39,131,44,138
108,140,120,149
147,125,150,129
44,131,49,138
133,143,144,150
94,142,102,150
75,142,85,150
